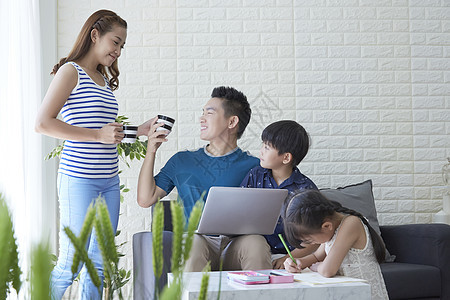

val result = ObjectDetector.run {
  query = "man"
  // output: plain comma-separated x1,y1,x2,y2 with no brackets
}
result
137,86,272,271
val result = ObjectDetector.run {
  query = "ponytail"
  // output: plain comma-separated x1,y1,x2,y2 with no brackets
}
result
334,206,386,263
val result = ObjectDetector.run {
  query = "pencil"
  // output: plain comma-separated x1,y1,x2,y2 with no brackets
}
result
278,234,297,265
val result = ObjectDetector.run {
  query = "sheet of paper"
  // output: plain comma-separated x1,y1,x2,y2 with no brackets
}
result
293,269,367,285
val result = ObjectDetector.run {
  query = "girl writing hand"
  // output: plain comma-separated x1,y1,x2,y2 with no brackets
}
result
283,250,322,273
283,257,302,273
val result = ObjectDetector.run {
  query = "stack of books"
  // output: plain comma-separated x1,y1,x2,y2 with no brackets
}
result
227,271,270,285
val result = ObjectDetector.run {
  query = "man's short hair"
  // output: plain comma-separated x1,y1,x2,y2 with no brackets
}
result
211,86,251,139
261,120,310,166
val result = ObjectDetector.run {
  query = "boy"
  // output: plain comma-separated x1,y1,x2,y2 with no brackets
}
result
137,86,272,272
240,120,319,269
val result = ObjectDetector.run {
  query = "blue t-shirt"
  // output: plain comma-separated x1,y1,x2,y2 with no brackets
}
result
155,146,259,218
240,166,318,254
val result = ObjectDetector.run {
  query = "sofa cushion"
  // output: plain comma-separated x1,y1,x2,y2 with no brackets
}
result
380,262,441,300
320,180,395,262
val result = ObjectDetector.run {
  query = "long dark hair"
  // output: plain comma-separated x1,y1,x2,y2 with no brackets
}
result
283,190,386,263
51,10,127,91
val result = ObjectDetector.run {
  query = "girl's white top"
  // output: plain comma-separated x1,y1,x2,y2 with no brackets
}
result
325,218,389,300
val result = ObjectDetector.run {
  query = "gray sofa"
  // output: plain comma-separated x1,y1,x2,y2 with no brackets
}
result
133,181,450,300
133,215,450,300
133,230,173,299
380,224,450,300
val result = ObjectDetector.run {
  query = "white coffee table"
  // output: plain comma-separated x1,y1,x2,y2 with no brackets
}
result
168,271,371,300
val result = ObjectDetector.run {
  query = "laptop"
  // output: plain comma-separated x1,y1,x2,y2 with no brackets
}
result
196,186,289,235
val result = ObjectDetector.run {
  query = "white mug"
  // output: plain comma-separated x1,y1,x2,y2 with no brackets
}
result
122,125,138,143
156,115,175,135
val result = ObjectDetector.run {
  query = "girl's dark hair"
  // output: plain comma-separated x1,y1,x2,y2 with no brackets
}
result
211,86,251,139
51,10,127,91
261,120,310,166
283,190,386,263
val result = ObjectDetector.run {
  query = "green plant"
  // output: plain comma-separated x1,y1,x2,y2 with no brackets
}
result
64,195,130,299
44,142,64,161
72,203,96,276
183,193,205,265
0,193,58,299
95,198,131,300
153,198,208,300
170,200,185,275
115,115,148,168
64,227,102,290
216,259,223,300
109,230,132,298
159,276,181,300
151,201,165,298
29,241,52,300
198,262,211,300
159,260,211,300
0,193,22,299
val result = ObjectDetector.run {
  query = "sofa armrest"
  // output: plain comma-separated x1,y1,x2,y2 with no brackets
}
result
380,223,450,299
380,224,450,266
133,231,173,300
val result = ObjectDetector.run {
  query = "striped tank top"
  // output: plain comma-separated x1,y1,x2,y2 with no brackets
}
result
58,62,119,179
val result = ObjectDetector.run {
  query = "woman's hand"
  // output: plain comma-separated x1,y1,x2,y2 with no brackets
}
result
272,255,288,269
97,122,124,144
283,257,302,273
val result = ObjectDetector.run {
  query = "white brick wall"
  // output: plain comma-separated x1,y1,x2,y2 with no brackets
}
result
56,0,449,295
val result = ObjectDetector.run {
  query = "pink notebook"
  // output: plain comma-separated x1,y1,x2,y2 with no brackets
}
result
258,270,294,284
227,270,294,285
228,277,270,285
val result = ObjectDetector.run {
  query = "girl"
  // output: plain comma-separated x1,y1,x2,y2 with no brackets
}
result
35,10,151,299
283,190,389,300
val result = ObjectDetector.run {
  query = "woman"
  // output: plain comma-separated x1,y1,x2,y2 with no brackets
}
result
35,10,150,299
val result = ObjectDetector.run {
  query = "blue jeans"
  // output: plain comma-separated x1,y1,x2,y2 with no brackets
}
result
51,173,120,300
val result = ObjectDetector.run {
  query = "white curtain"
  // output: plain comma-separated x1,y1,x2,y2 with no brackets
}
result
0,0,45,297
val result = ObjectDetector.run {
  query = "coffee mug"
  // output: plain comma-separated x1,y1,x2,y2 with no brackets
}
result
156,115,175,135
122,125,138,143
